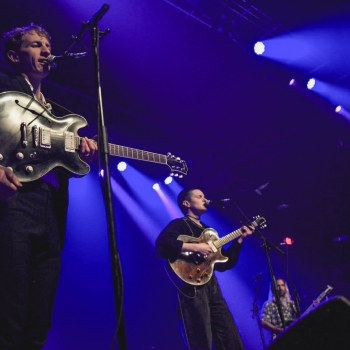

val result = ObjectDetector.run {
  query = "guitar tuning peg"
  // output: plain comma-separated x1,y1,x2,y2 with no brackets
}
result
174,173,179,177
176,157,181,161
167,152,171,157
170,173,174,177
179,175,183,178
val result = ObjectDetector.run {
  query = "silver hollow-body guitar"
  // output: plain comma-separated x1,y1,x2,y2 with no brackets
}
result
0,92,188,182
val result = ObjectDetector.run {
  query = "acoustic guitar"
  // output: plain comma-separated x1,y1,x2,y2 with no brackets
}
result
0,91,188,182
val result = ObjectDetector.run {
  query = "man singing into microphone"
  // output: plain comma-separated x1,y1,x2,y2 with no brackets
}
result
156,188,254,350
0,23,97,349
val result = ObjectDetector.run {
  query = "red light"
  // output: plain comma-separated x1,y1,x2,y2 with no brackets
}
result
283,237,294,245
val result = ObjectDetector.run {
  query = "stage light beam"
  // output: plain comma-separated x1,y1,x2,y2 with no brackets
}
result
335,105,350,121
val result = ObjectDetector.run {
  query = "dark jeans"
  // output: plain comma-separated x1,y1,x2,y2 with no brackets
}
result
178,276,245,350
0,181,63,350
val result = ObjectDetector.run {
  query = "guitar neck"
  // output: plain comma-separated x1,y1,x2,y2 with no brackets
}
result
214,228,244,249
76,137,167,165
302,285,333,316
213,218,265,250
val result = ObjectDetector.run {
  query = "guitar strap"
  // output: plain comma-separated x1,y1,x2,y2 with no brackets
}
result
46,98,75,117
182,217,195,237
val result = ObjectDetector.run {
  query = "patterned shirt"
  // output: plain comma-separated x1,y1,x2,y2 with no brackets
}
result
261,299,297,339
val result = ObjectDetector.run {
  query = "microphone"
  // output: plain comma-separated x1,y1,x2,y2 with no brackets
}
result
205,198,230,207
252,272,263,281
47,52,88,67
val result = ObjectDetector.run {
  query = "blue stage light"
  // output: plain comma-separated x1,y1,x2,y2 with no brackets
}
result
307,78,316,90
254,41,265,55
152,183,160,191
164,176,173,185
117,161,127,171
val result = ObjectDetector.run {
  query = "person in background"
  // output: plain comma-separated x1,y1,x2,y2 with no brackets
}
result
261,278,297,341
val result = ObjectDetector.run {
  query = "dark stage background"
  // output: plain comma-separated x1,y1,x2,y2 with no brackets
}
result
1,0,350,349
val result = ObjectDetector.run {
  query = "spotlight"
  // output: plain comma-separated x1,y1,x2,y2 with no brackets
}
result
152,183,160,191
335,105,350,120
117,161,127,171
164,176,173,185
335,105,342,113
289,79,296,86
99,169,104,178
254,41,265,55
307,78,316,90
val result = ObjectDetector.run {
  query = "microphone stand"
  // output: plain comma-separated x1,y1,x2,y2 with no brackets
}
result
230,201,286,331
282,244,301,317
218,200,287,344
252,275,267,350
66,4,127,349
259,234,286,330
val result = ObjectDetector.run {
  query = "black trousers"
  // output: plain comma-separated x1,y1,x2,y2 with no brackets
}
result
178,276,245,350
0,181,63,349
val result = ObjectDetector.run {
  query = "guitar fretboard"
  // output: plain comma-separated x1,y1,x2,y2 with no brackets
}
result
214,228,243,249
213,219,262,249
76,137,167,164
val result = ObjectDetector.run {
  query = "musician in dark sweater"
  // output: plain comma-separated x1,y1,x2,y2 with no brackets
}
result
0,24,97,349
156,188,253,350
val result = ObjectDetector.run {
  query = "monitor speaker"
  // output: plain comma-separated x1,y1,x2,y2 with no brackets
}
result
267,296,350,350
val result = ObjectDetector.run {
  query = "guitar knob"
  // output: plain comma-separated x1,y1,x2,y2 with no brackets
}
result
16,152,24,160
196,278,202,283
204,272,209,277
188,274,194,279
25,166,34,174
196,268,201,273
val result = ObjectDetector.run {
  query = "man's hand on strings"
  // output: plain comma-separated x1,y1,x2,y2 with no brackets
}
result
79,136,98,163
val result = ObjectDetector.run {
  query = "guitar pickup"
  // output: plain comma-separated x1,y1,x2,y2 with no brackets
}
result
40,127,51,149
21,122,28,147
32,125,39,147
64,131,75,152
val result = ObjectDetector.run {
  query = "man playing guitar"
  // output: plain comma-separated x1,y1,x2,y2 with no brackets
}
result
156,188,254,350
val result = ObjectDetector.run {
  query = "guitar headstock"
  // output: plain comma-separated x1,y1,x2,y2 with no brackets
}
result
166,153,188,177
251,216,267,230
